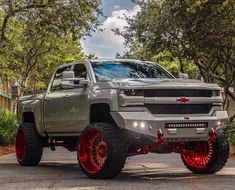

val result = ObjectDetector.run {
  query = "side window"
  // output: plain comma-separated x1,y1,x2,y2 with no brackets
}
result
73,64,88,84
51,66,71,91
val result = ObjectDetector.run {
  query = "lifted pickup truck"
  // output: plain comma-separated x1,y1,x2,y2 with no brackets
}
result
16,59,229,179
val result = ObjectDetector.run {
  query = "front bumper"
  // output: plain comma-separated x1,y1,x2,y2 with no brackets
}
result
111,110,228,142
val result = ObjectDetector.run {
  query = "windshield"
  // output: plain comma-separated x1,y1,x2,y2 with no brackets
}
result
91,61,173,82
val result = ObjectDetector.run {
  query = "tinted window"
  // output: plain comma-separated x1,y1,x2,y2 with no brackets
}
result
51,66,71,90
91,61,173,82
73,64,87,78
73,64,88,84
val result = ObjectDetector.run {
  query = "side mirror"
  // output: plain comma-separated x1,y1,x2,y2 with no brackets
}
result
62,71,75,80
61,71,90,88
61,71,75,89
79,79,89,86
179,73,189,79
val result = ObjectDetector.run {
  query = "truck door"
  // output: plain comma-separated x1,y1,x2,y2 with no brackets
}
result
44,65,71,134
61,63,90,133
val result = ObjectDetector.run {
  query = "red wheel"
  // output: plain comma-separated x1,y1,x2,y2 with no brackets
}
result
16,128,25,161
15,123,43,166
182,141,213,169
181,131,229,174
78,123,127,179
78,128,108,174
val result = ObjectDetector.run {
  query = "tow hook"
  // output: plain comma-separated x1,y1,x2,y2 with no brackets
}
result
209,128,217,142
158,129,164,143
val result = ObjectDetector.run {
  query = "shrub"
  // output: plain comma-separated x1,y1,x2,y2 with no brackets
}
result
0,110,17,145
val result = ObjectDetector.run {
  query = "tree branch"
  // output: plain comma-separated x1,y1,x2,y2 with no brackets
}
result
227,89,235,102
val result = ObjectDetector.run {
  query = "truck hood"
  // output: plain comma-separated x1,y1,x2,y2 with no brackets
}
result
103,78,221,90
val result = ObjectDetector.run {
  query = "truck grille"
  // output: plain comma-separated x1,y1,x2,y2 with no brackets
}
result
144,89,212,97
145,104,213,114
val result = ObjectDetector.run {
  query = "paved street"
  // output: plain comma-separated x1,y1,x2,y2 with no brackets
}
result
0,147,235,190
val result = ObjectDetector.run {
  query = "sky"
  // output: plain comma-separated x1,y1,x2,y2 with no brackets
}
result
82,0,140,58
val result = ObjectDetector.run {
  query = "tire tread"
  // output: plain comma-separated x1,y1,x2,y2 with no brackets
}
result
17,123,43,166
78,123,127,179
181,130,230,174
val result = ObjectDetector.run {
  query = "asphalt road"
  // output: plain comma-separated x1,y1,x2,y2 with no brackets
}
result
0,147,235,190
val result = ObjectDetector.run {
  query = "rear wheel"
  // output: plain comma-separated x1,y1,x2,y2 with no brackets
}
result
181,131,229,174
78,123,127,179
16,123,44,166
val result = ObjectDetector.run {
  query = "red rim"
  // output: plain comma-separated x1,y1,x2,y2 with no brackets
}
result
16,128,25,161
182,140,214,169
78,129,108,174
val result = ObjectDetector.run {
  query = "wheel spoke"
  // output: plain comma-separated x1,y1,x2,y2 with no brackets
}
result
78,128,108,174
182,141,214,169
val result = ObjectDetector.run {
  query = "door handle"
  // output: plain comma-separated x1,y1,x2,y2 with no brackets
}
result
45,97,50,101
64,94,69,100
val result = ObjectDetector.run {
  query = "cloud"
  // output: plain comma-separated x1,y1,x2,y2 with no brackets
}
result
82,5,140,58
113,5,121,10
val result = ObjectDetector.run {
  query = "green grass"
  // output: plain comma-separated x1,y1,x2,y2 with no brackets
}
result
0,110,17,145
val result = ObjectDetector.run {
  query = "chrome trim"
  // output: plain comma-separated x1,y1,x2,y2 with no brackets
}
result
144,97,223,104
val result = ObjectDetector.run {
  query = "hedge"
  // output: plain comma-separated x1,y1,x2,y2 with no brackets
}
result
0,110,17,145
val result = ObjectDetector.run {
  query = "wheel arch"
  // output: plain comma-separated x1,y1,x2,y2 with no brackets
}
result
21,111,46,137
89,103,116,125
23,112,35,123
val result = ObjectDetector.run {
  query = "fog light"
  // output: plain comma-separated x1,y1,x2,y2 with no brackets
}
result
132,121,139,128
140,122,147,129
131,121,151,131
217,120,222,126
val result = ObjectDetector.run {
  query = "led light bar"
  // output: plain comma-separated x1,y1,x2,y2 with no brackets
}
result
165,122,208,128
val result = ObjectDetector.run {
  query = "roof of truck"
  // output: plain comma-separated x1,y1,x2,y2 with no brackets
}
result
57,58,146,69
89,58,144,62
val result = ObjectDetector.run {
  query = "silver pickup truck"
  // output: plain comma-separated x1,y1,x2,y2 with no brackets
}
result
16,59,230,179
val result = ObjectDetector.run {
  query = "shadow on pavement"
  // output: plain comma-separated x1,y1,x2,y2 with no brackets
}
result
1,162,235,182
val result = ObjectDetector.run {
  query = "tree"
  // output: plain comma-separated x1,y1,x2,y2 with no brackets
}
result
0,0,101,95
119,0,235,109
0,0,102,46
0,13,90,95
122,43,198,78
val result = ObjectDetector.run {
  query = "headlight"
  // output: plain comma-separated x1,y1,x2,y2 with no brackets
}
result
120,89,144,96
212,90,222,97
119,89,144,106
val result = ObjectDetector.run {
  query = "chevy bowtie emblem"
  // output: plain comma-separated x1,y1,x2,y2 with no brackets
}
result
177,97,189,103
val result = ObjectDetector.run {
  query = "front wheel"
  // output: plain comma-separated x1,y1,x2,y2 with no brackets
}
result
78,123,127,179
16,123,44,166
181,131,229,174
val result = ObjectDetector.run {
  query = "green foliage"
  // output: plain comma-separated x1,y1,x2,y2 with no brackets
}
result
124,45,198,78
119,0,235,107
0,14,88,94
0,110,17,145
0,0,102,95
150,52,198,79
0,0,102,45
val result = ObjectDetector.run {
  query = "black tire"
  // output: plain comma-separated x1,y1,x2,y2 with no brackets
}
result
15,123,43,166
181,130,230,174
78,123,127,179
